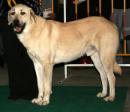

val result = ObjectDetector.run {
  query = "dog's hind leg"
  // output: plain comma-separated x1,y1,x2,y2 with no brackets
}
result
101,56,116,102
91,52,108,98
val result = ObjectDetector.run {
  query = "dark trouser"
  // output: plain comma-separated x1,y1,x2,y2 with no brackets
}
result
0,54,4,68
0,19,38,100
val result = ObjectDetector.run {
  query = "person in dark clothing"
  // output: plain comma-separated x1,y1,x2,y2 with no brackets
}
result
0,0,38,100
0,32,5,68
102,0,111,19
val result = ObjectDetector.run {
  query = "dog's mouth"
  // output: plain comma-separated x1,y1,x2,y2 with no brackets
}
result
14,26,22,32
13,23,26,34
12,20,26,34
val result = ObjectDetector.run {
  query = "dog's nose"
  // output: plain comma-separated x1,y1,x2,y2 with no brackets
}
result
13,19,19,26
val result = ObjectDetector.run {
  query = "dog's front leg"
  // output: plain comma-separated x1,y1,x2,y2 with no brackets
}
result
31,59,45,105
42,63,53,105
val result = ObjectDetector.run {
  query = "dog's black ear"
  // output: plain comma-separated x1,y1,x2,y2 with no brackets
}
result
30,8,36,22
8,10,13,25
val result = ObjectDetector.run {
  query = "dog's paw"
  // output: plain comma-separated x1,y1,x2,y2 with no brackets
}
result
32,97,49,106
96,92,107,98
104,96,115,102
32,97,43,105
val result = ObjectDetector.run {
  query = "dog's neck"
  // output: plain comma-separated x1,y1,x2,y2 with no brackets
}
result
17,33,28,46
16,24,31,48
17,16,46,48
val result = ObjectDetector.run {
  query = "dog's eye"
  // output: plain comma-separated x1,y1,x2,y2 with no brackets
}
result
10,12,15,15
20,11,26,15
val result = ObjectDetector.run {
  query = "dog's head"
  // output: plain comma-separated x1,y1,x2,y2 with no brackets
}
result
8,4,36,34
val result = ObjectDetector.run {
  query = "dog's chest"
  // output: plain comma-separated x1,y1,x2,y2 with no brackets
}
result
27,48,41,62
18,34,42,60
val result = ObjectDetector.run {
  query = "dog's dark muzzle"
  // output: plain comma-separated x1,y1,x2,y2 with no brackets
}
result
12,19,26,34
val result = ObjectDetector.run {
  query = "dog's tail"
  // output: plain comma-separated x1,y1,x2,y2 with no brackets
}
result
114,62,122,75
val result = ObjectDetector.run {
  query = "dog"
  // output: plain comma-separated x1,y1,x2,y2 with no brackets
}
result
8,4,121,105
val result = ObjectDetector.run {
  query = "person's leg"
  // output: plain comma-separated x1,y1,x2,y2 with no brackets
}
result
1,20,38,100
